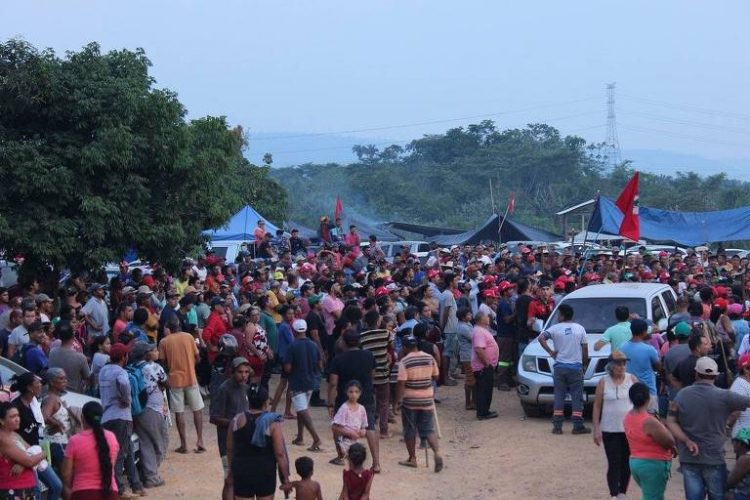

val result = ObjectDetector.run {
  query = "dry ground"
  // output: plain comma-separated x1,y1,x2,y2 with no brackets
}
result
148,377,691,499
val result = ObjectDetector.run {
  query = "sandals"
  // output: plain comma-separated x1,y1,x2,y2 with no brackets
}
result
291,438,305,446
398,460,418,468
194,446,206,454
434,456,444,473
174,446,188,454
306,443,324,453
329,457,345,466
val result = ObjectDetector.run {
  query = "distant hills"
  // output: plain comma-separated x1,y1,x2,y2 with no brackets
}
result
247,132,750,180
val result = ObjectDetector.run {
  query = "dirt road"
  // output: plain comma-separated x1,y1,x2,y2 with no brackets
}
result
148,378,687,499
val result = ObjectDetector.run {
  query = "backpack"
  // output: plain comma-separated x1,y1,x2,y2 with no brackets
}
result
126,361,149,417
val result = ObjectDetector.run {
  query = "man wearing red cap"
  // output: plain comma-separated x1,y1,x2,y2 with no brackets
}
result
495,281,517,391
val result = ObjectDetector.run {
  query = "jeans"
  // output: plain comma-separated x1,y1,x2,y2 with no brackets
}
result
104,419,143,492
552,365,584,427
374,383,390,435
682,463,727,500
443,333,458,373
602,432,630,496
35,466,62,500
474,366,495,417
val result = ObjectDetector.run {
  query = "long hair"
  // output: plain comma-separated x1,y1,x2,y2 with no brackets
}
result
82,401,112,492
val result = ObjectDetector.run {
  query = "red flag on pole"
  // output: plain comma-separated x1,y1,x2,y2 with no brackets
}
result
507,192,515,215
615,172,640,241
334,196,343,220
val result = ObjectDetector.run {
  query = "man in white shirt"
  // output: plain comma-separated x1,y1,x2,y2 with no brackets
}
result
538,303,590,435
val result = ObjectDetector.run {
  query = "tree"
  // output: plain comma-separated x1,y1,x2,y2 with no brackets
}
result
0,39,285,274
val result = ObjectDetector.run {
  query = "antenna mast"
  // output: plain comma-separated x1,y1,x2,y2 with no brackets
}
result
605,83,622,169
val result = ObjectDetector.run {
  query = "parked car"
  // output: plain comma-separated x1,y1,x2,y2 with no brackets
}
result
360,240,430,263
0,357,140,459
516,283,677,417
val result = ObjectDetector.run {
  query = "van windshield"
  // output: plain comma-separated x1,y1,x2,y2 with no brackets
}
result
547,298,648,334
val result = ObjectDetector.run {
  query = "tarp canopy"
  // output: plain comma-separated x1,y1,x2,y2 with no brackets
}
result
429,214,561,246
588,196,750,246
204,205,279,242
386,221,464,237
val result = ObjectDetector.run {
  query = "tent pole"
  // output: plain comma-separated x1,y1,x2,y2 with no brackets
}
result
497,204,510,245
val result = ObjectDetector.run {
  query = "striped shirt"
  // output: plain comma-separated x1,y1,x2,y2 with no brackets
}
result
359,329,391,385
398,351,438,410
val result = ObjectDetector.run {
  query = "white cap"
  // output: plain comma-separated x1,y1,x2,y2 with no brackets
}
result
695,356,719,376
292,319,307,333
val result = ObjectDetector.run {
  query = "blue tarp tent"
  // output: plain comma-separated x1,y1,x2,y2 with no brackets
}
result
588,196,750,246
204,205,279,242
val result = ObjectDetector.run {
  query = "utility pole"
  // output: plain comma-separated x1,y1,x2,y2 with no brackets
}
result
605,83,622,169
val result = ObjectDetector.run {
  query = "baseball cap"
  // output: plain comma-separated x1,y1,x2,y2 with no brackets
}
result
292,319,307,332
673,321,692,338
308,294,324,307
110,343,130,362
739,353,750,371
130,341,156,361
28,320,44,332
232,357,251,370
35,293,52,304
497,280,516,293
695,356,719,376
210,296,224,308
729,303,744,316
122,286,136,295
136,285,153,296
735,427,750,445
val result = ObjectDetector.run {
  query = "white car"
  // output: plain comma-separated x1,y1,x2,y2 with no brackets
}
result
516,283,677,417
0,357,140,458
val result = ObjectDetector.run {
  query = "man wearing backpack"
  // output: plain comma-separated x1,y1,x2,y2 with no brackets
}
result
100,342,144,498
131,341,168,488
16,320,48,376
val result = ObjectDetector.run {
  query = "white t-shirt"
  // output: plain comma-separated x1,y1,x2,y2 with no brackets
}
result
731,376,750,438
542,322,588,365
8,325,29,348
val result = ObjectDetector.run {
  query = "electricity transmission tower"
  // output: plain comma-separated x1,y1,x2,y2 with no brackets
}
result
605,83,622,168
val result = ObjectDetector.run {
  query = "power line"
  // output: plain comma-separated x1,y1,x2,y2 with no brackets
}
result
268,111,603,155
619,123,750,149
249,96,600,141
620,110,750,136
619,93,750,122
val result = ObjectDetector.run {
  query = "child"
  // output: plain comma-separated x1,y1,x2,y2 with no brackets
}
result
340,443,373,500
285,456,323,500
330,380,368,465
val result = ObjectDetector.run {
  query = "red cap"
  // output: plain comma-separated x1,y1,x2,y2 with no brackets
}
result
659,272,670,283
110,343,130,362
375,287,389,297
427,269,440,279
482,275,496,287
497,280,516,293
715,286,729,299
483,288,498,299
739,353,750,371
715,298,728,310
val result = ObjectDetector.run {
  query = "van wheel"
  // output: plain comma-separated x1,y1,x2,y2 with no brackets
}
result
521,402,544,418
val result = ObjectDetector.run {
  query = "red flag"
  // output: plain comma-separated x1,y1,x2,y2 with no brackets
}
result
615,172,640,241
507,192,515,215
334,196,343,220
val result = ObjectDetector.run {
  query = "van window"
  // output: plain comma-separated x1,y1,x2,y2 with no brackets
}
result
651,296,666,324
547,298,647,334
661,291,676,314
417,243,430,253
212,247,228,259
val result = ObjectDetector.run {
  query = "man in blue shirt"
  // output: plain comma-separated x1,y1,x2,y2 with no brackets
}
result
620,319,661,412
22,320,48,375
284,319,323,451
496,281,517,391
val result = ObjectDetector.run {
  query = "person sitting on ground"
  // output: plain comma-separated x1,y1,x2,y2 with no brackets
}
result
287,456,323,500
340,443,374,500
728,428,750,499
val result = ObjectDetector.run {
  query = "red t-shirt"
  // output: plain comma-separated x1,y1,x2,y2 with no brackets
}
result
202,311,229,362
528,299,554,321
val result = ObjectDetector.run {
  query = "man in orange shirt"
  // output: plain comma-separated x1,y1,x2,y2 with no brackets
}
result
159,316,205,454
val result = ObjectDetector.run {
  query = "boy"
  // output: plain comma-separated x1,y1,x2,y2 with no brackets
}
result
283,456,323,500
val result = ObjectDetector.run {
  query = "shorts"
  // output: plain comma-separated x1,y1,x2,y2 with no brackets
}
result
169,384,205,413
462,361,476,386
401,406,435,440
291,391,311,412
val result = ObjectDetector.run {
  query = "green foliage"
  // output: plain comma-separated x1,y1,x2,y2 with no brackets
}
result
273,120,750,233
0,39,285,274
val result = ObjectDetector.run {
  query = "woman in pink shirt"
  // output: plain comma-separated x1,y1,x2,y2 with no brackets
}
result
61,401,119,500
471,311,499,421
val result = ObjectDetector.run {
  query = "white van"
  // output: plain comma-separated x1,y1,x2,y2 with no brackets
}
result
516,283,677,416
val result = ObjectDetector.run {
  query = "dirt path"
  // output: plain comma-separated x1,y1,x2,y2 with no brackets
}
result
149,377,687,499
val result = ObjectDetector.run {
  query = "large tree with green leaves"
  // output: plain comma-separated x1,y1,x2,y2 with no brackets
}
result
0,39,285,275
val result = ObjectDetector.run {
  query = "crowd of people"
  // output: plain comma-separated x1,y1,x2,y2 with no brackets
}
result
2,218,750,499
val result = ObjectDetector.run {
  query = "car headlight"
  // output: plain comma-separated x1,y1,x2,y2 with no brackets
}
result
521,355,537,373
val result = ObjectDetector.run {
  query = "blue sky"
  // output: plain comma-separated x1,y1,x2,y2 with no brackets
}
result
3,0,750,172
